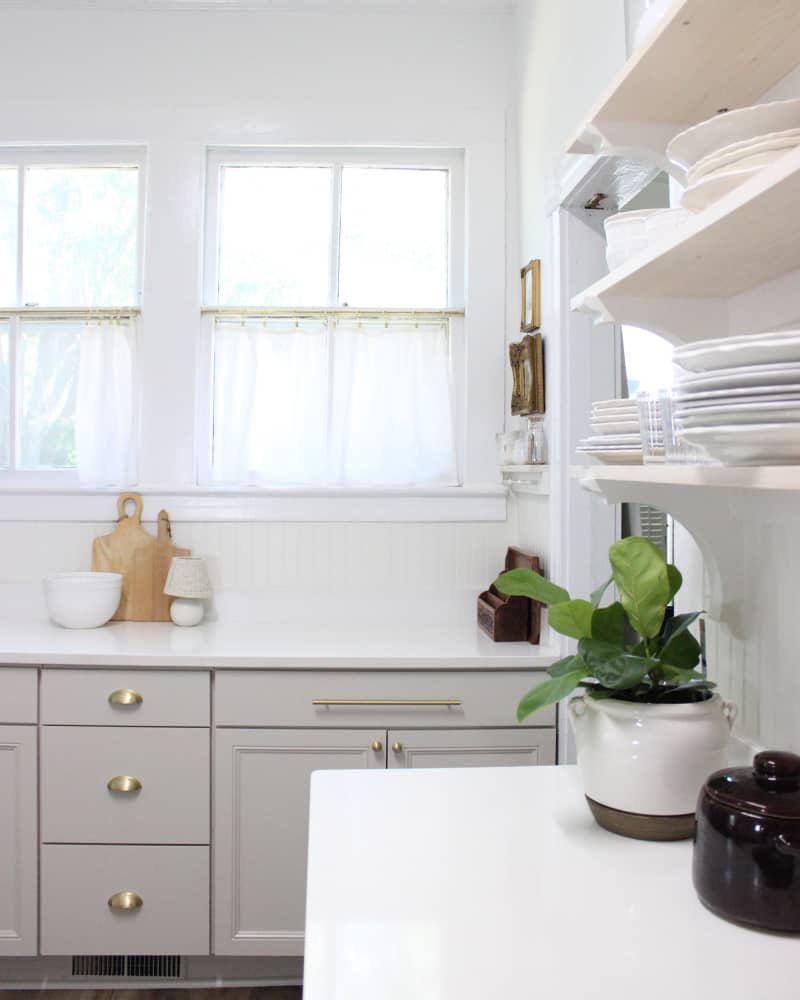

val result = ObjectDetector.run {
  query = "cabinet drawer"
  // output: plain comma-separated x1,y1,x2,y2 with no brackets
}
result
41,727,209,845
40,844,209,955
0,668,37,724
215,670,555,728
41,669,209,726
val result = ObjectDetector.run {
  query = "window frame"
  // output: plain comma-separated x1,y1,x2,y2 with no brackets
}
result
0,145,146,484
198,146,466,488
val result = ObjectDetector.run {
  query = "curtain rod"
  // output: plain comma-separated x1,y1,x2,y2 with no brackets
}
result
0,307,140,319
202,306,465,319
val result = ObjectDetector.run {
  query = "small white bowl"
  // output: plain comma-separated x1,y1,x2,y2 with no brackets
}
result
43,572,122,629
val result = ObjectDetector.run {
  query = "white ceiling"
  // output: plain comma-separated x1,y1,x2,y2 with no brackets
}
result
0,0,516,11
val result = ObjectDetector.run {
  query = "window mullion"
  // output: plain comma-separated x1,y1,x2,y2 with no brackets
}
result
329,164,342,307
16,165,24,307
9,315,18,472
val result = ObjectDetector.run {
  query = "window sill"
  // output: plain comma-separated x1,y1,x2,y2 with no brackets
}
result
0,484,507,522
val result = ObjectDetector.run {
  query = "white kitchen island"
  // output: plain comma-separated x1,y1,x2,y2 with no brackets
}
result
304,765,798,1000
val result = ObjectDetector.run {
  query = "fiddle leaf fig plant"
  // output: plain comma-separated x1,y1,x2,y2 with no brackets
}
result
494,536,712,722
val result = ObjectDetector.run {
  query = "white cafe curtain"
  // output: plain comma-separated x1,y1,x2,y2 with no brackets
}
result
210,314,456,486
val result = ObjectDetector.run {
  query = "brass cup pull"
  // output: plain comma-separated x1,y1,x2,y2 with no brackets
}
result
392,741,403,753
108,891,143,912
107,775,142,794
108,689,143,707
372,740,383,752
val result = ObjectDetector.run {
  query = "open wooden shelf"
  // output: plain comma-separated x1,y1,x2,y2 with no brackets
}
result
571,145,800,341
566,0,800,160
572,464,800,494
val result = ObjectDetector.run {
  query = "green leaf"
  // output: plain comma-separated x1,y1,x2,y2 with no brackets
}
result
666,564,683,602
590,575,613,609
516,669,587,721
578,638,656,690
591,602,625,645
494,568,570,606
608,536,671,639
658,664,706,683
659,611,701,653
548,599,594,639
659,628,701,671
547,654,585,678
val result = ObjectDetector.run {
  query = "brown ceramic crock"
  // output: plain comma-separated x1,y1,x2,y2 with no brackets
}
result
693,750,800,932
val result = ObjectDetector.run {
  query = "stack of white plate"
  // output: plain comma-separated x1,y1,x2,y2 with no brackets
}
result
673,330,800,464
603,207,692,271
667,98,800,213
576,399,642,464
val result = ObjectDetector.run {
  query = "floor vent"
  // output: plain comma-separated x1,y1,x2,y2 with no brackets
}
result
71,955,183,978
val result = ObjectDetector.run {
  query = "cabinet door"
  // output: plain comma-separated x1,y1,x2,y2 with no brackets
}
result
0,726,37,955
387,728,556,769
214,728,385,956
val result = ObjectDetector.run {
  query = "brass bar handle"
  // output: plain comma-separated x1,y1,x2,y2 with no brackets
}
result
371,740,383,752
107,775,142,794
108,891,143,911
109,689,143,707
312,699,462,707
392,742,403,753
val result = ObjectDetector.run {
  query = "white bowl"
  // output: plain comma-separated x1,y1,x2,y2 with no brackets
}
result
667,98,800,172
43,572,122,629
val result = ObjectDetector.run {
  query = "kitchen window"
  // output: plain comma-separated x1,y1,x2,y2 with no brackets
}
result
0,148,143,484
199,147,464,487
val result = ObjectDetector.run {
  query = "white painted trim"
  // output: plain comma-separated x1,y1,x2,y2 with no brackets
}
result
0,485,507,521
0,0,514,10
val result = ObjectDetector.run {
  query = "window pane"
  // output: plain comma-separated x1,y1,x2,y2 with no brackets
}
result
23,166,138,307
0,168,17,305
218,166,331,306
0,323,9,468
621,325,674,396
339,167,448,308
18,321,79,469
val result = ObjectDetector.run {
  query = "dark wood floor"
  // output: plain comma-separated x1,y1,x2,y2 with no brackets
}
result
6,990,301,999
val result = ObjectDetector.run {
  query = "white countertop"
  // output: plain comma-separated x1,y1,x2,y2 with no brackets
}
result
0,618,559,669
303,765,798,1000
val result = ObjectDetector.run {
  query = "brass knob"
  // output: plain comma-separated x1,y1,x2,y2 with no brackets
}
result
107,775,142,794
108,689,143,706
392,741,403,753
372,740,383,752
108,891,143,911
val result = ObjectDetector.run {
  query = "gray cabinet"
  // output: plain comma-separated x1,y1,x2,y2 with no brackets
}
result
386,727,556,769
0,725,37,956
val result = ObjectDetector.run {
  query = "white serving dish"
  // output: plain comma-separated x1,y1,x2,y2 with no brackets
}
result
681,162,764,212
667,98,800,172
687,130,800,185
43,572,122,629
673,330,800,373
645,206,692,244
676,401,800,428
677,423,800,465
675,361,800,392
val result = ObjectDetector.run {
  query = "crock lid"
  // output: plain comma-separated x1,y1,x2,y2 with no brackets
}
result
705,751,800,820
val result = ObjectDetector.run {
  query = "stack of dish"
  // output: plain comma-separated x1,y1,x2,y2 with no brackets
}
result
668,98,800,213
576,399,642,464
603,207,691,271
673,330,800,465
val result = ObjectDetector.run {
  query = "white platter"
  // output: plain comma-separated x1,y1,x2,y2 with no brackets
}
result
673,331,800,372
591,399,638,410
576,447,643,465
667,98,800,171
676,401,800,428
582,434,641,445
681,162,763,212
677,423,800,465
590,420,641,434
676,383,800,404
675,362,800,392
687,132,800,185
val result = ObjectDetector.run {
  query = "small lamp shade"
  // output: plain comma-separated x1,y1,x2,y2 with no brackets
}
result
164,557,212,599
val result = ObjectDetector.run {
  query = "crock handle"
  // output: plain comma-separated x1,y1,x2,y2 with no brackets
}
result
774,833,800,858
568,693,586,720
722,700,738,730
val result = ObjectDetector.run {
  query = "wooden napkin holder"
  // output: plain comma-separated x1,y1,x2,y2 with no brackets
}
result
477,547,542,644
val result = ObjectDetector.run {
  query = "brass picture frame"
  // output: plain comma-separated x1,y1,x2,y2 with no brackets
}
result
520,259,541,332
509,333,545,416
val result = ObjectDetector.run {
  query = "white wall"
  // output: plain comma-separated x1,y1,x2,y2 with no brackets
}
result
0,6,517,604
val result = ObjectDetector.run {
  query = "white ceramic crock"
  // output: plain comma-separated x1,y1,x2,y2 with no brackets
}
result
569,692,737,816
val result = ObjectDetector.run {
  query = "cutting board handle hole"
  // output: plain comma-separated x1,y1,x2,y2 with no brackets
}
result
117,492,143,522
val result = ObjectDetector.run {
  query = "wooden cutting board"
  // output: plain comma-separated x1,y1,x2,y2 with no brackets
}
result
91,493,190,622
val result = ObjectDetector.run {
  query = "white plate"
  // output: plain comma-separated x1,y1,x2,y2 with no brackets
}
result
688,135,800,187
676,383,800,403
688,127,800,178
591,399,638,409
675,362,800,392
667,98,800,171
590,420,641,434
581,433,641,445
576,447,643,465
676,401,800,427
673,331,800,372
681,162,763,212
676,393,800,412
677,423,800,465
